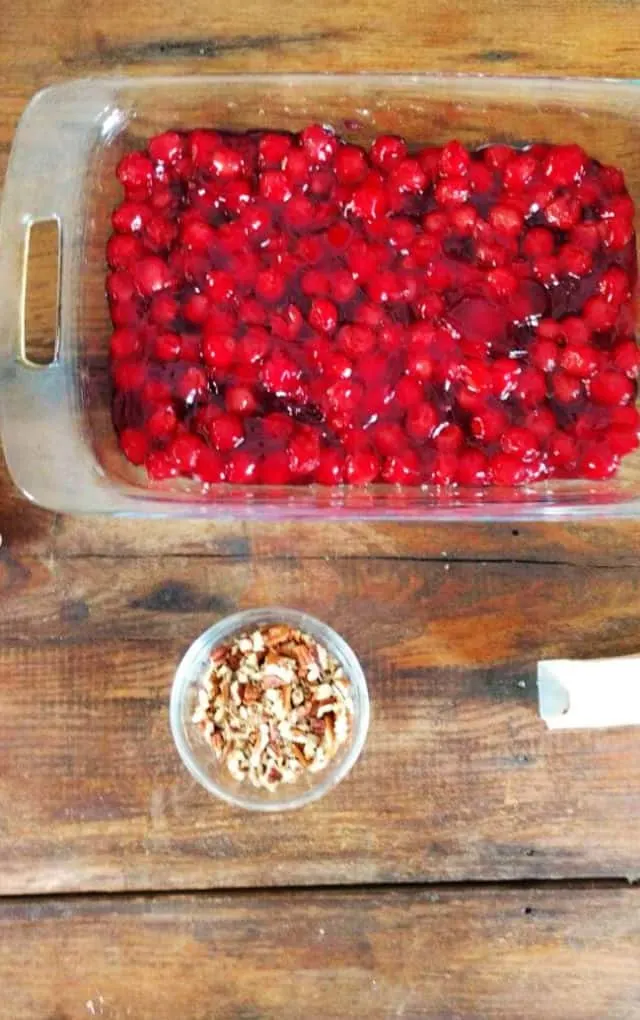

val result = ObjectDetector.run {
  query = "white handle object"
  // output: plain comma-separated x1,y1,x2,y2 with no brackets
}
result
538,655,640,730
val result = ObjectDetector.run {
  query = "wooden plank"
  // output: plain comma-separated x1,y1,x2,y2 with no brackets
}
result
50,516,640,564
4,459,640,564
2,552,640,894
0,0,638,91
1,885,639,1019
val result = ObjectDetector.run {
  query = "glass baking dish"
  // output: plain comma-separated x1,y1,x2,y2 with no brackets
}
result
1,73,639,519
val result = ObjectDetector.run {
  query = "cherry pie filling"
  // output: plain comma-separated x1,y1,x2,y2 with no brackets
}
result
107,127,638,486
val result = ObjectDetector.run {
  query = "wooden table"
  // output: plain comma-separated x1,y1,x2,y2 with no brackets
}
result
2,2,640,1016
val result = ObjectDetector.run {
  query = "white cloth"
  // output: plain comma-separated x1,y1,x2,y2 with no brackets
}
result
537,655,640,730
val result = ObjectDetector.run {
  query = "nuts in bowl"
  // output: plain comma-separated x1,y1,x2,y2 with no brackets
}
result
170,609,369,810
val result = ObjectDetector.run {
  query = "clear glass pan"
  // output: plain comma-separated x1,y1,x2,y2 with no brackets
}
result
1,74,639,519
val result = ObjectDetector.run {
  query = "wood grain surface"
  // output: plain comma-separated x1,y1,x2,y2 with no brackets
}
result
1,885,639,1020
2,0,640,1013
2,478,640,894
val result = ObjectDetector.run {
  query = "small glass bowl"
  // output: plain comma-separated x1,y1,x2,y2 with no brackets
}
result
170,607,370,811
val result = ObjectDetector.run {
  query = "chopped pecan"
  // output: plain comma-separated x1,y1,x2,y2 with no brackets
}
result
192,622,354,793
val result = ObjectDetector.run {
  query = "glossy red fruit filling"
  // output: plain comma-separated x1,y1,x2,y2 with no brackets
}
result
108,128,638,486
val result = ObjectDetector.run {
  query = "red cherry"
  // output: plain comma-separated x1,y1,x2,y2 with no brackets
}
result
110,328,142,360
548,432,578,471
226,450,259,483
370,135,407,172
471,406,507,443
203,332,236,371
553,371,582,404
309,298,338,335
258,132,292,167
579,444,619,479
335,145,368,184
155,332,182,362
601,217,633,250
113,360,145,391
316,448,345,485
261,354,303,398
168,434,204,474
106,270,136,304
119,427,148,465
263,413,295,443
613,340,640,378
112,201,152,234
483,144,512,170
146,450,179,480
562,317,590,346
390,159,426,193
530,339,558,373
256,269,287,303
210,146,244,179
544,144,587,187
500,426,539,462
526,407,556,442
435,177,470,206
261,451,292,484
395,376,424,408
491,358,522,400
117,151,154,196
149,132,184,165
331,269,358,304
430,452,459,485
225,385,258,416
176,366,208,402
514,368,547,407
107,233,145,270
372,422,405,457
560,244,592,277
194,448,226,483
350,174,389,220
149,292,179,327
598,267,630,306
570,222,600,252
345,449,380,485
325,378,363,414
188,130,222,167
142,379,172,405
468,162,493,193
608,426,639,457
486,268,518,299
589,371,634,406
406,347,434,382
434,422,464,453
584,295,618,332
209,414,244,452
457,447,489,485
259,170,292,203
301,124,337,164
283,149,310,186
503,154,537,192
559,345,598,379
146,403,178,439
204,270,237,305
406,402,437,440
490,453,530,486
144,215,177,252
489,204,523,237
523,227,555,258
545,196,581,229
133,256,174,297
381,449,421,485
287,429,321,476
439,140,471,177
